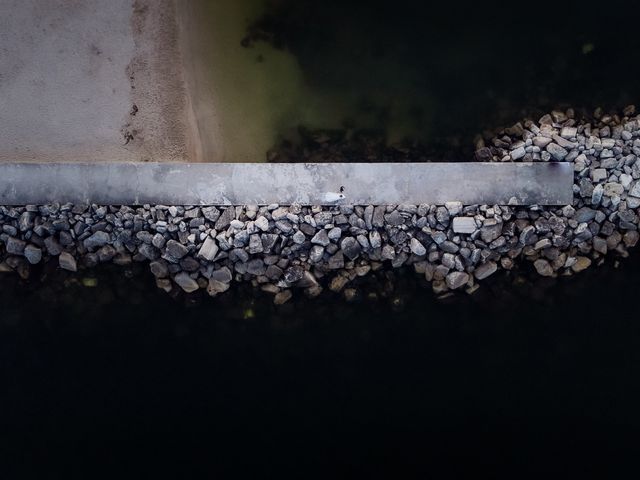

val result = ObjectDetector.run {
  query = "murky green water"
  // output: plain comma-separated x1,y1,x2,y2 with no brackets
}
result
181,0,640,162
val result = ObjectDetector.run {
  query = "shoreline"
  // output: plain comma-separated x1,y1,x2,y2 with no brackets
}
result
1,107,639,303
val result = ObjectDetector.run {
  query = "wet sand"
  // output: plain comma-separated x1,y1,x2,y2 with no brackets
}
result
0,0,193,162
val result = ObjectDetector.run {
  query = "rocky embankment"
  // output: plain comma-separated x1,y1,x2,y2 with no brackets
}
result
1,107,640,303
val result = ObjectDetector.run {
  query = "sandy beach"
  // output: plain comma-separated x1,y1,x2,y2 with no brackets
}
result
0,0,193,162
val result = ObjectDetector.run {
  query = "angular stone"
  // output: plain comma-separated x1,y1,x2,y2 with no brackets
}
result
24,244,42,264
445,271,469,290
534,259,554,277
311,229,330,246
210,266,233,283
197,236,219,261
410,238,426,256
149,260,169,278
83,231,110,250
166,239,189,259
59,252,77,272
546,143,569,161
214,208,235,230
474,261,497,280
174,272,199,293
452,217,477,234
5,236,26,255
340,237,361,260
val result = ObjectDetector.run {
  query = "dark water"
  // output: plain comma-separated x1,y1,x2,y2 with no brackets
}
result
2,253,640,474
3,0,640,474
220,0,640,160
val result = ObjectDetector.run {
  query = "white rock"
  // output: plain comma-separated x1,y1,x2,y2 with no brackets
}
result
620,174,633,189
445,201,463,216
510,146,526,160
452,217,477,234
561,126,577,138
197,236,219,261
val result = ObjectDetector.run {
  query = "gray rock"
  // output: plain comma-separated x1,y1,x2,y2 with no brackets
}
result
84,231,110,250
534,259,554,277
24,244,42,264
197,237,219,261
546,143,569,161
480,220,502,243
309,245,324,263
274,290,293,305
474,261,497,280
284,265,305,284
574,207,597,223
166,239,189,259
150,260,169,278
452,217,477,234
311,229,330,246
369,230,382,249
255,216,269,231
5,237,26,255
445,272,469,290
207,279,230,296
246,258,266,276
214,208,235,230
210,266,233,283
629,181,640,198
44,236,63,256
341,237,362,260
410,238,426,256
174,272,200,293
59,252,77,272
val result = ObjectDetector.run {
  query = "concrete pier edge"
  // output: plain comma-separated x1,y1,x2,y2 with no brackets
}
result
0,162,573,206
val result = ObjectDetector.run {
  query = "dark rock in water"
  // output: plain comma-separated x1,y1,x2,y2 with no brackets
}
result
137,243,159,260
445,272,468,290
174,272,199,293
274,289,293,305
165,239,189,259
97,245,117,262
83,231,110,250
150,260,169,278
207,279,230,296
341,237,362,260
5,237,26,255
58,252,77,272
474,261,497,280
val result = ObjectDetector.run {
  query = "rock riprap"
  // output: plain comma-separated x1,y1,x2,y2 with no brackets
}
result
1,106,639,303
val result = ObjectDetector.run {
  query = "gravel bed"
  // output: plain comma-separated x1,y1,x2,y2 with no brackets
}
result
1,106,639,303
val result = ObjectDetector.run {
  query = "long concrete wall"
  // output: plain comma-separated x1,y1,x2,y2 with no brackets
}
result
0,162,573,206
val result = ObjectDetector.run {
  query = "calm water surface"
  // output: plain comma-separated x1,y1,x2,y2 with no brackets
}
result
3,0,640,473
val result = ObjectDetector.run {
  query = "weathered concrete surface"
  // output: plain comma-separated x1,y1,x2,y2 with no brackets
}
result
0,162,573,206
0,0,192,163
